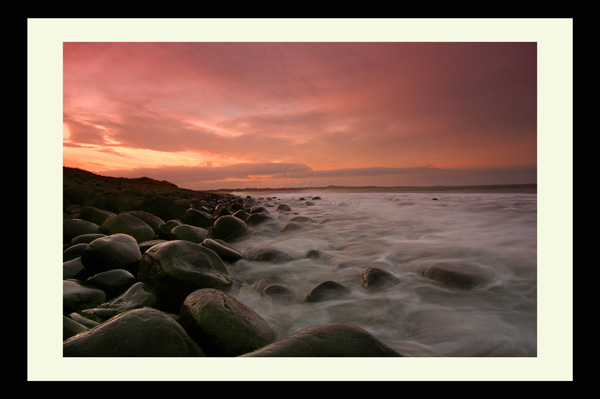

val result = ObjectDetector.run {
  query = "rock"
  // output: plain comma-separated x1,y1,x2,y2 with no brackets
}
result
361,266,401,291
63,316,88,340
306,249,334,262
68,312,101,329
137,240,232,313
212,215,248,241
279,222,303,233
158,220,181,239
421,262,495,289
249,206,270,214
70,233,106,245
261,284,295,304
98,214,156,243
232,210,249,221
305,281,351,302
63,219,99,243
79,206,116,226
432,197,439,201
138,239,167,254
253,275,284,293
241,323,402,357
138,195,186,222
276,204,292,212
182,208,214,228
80,233,142,274
63,279,106,314
178,288,276,356
170,224,210,243
63,257,89,280
63,243,88,262
86,281,161,320
249,248,294,263
245,212,275,226
289,216,317,224
63,307,204,357
85,269,136,298
312,196,322,200
122,210,165,235
201,238,243,262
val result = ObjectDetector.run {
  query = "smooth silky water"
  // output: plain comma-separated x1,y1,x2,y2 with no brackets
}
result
226,190,537,357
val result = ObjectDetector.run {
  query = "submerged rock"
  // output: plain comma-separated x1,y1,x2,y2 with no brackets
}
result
179,288,276,356
421,262,495,289
241,323,402,357
361,266,401,291
63,307,204,357
249,248,294,263
305,281,351,302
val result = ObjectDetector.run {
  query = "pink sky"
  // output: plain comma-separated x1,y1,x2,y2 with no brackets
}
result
63,42,537,190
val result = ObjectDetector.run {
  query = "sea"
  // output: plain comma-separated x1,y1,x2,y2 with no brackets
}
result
228,187,537,357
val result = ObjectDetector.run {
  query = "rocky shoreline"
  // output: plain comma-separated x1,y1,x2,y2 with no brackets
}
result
62,168,411,357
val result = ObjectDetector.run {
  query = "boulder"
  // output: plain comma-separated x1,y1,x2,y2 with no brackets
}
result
241,323,402,357
63,257,89,280
84,281,160,321
158,220,181,239
421,262,495,289
85,269,136,298
63,307,204,357
261,284,296,304
182,208,214,228
137,240,232,313
232,210,249,221
361,266,401,291
138,239,167,254
276,204,292,212
138,195,186,221
305,281,351,302
63,279,106,314
178,288,276,356
98,214,156,243
170,224,210,244
63,316,88,341
80,233,142,274
289,216,317,224
79,206,116,226
279,222,303,233
63,219,99,243
245,212,275,226
70,233,106,245
122,210,165,235
249,248,294,263
63,243,88,262
212,215,248,241
201,238,243,262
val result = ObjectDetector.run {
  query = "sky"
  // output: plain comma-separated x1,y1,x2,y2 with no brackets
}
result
63,41,537,190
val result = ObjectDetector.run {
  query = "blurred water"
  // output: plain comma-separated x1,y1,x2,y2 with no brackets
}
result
227,191,537,357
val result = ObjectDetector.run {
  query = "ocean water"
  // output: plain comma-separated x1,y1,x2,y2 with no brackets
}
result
227,190,537,357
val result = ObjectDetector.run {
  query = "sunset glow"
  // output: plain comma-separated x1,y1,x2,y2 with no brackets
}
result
63,41,537,189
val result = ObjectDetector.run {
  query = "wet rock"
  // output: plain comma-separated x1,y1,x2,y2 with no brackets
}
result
212,215,248,241
139,195,186,222
80,233,142,275
279,222,303,233
241,323,402,357
63,316,88,340
182,208,214,228
361,266,401,291
63,257,89,280
178,288,276,356
86,281,161,321
201,238,243,262
232,210,249,221
122,210,165,235
68,312,101,329
85,269,136,298
276,204,292,212
79,206,116,226
98,214,156,243
261,284,295,304
63,243,88,262
158,220,181,240
63,219,99,243
63,279,106,314
63,307,204,357
70,233,106,245
289,216,317,224
138,239,167,254
421,262,494,289
137,240,232,313
306,249,334,262
249,206,270,214
249,248,294,263
305,280,351,302
170,224,210,244
245,212,275,226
